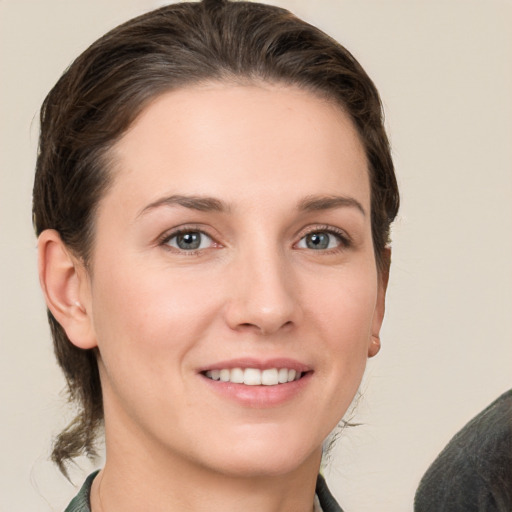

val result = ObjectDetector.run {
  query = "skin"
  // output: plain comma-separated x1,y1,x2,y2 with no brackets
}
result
39,83,387,512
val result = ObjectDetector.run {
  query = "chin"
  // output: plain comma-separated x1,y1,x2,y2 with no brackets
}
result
195,427,324,478
213,452,319,479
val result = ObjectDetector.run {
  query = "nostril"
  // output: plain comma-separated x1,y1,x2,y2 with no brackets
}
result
233,321,293,336
223,287,300,335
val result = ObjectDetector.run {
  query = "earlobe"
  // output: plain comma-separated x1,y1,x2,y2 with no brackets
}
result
368,247,391,358
368,335,381,357
37,229,97,349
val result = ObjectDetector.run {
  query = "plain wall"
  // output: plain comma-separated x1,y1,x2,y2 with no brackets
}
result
1,1,511,511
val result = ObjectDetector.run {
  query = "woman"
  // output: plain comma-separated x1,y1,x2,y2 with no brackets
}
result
33,0,399,510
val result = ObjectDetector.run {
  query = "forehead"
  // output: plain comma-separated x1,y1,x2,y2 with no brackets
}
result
107,82,370,213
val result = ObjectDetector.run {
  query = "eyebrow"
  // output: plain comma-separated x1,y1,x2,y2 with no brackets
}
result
138,194,228,218
297,195,366,216
137,193,366,218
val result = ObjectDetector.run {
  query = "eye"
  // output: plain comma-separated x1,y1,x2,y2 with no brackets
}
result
296,230,346,250
164,230,215,251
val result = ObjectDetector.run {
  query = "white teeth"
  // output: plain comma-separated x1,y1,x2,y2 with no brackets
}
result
205,367,304,386
261,368,279,386
244,368,261,386
278,368,289,383
230,367,244,384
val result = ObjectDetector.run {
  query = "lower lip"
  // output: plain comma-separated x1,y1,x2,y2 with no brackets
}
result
200,372,313,408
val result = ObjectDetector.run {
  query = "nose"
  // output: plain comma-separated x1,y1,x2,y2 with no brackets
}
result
223,248,300,336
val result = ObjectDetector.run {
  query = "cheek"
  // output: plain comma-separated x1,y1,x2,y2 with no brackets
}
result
89,262,225,426
306,265,378,409
89,259,222,364
308,266,378,343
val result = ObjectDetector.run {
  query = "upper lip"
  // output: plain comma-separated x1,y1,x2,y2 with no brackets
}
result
197,358,312,373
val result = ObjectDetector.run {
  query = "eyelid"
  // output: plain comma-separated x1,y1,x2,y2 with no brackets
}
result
158,225,222,253
294,224,352,250
156,223,351,254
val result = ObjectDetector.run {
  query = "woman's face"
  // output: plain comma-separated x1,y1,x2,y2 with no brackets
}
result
78,83,386,477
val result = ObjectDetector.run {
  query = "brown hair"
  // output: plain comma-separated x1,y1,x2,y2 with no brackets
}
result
33,0,399,474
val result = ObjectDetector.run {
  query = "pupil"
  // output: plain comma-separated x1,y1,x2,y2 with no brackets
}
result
307,232,329,250
177,232,201,250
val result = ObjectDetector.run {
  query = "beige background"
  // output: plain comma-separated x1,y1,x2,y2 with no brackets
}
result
1,0,511,511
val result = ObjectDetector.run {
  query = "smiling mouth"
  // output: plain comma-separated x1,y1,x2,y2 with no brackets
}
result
203,368,305,386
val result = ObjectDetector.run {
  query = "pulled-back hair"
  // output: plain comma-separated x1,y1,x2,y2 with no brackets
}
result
33,0,399,474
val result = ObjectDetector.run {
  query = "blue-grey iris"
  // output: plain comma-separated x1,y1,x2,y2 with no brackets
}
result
306,232,330,250
176,232,202,250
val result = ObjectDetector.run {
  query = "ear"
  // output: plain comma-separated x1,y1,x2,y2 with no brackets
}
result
368,247,391,358
37,229,97,349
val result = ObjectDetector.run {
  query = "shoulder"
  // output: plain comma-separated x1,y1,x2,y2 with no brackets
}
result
415,389,512,511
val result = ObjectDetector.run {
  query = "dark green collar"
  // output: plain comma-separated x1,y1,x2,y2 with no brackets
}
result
64,471,99,512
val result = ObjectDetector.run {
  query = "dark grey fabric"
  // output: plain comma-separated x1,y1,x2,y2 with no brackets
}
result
64,471,344,511
415,389,512,512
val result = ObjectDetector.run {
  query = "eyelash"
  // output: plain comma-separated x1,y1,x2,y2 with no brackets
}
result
159,226,219,255
296,225,352,252
158,224,351,255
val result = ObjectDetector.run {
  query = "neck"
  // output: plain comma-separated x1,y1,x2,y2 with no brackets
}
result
90,423,322,512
